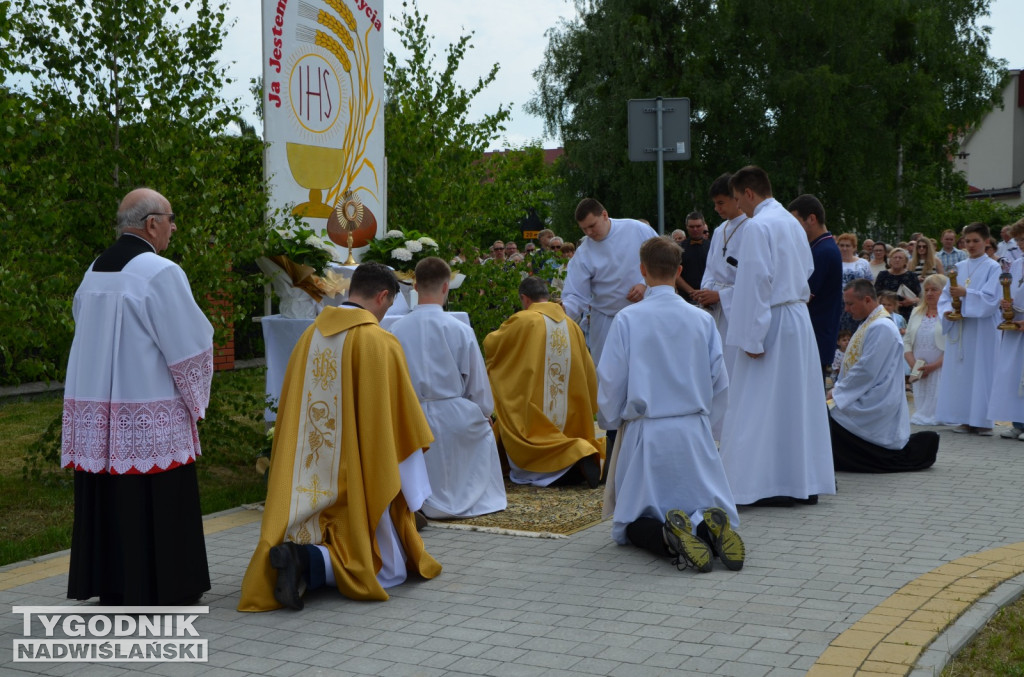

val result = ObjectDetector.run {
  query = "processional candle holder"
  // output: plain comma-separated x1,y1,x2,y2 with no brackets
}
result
946,269,963,321
998,272,1018,330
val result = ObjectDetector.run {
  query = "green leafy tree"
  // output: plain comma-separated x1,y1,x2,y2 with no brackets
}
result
1,0,266,384
531,0,1006,241
385,1,556,256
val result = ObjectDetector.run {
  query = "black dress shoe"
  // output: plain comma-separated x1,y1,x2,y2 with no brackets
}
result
795,495,818,505
269,542,308,610
580,456,600,489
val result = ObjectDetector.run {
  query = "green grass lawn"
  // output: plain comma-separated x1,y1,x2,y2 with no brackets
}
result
943,597,1024,675
0,367,270,566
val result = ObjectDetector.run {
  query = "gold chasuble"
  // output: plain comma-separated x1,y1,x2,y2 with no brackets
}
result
483,302,605,473
239,307,439,610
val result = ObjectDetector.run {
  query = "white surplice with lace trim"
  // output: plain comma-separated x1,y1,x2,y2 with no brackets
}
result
62,253,214,475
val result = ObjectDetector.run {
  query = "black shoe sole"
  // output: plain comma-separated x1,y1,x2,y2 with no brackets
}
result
665,511,713,573
269,543,307,610
702,507,745,572
581,456,600,489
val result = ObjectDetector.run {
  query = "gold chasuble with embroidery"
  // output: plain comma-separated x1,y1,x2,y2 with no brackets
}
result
483,302,605,472
239,307,439,610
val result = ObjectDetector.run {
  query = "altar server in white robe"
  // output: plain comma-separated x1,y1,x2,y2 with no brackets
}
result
936,222,1001,434
719,166,835,507
988,219,1024,430
563,198,658,483
62,188,213,606
693,173,749,378
828,280,939,472
598,236,744,573
390,257,506,519
562,198,658,367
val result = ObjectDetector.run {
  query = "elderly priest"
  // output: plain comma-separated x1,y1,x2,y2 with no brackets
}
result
828,279,939,473
484,276,605,488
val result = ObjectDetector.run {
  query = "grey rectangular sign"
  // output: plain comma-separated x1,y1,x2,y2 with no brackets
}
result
627,98,691,162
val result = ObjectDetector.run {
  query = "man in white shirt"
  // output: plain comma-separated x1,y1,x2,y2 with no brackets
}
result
391,257,506,519
828,279,939,472
718,166,836,507
562,199,658,367
996,225,1022,271
562,199,658,480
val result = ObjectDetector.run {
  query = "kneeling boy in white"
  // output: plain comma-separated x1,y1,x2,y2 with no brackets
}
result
391,257,507,519
598,236,744,572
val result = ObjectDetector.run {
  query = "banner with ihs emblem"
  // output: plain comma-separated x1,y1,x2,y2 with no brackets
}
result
263,0,384,256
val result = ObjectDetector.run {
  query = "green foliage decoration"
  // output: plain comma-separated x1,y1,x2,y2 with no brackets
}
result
265,227,336,277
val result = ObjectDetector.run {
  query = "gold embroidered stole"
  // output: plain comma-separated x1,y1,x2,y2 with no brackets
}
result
542,315,571,432
284,328,347,545
841,305,889,377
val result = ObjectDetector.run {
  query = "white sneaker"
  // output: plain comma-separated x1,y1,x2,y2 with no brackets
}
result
1017,432,1024,441
1001,427,1023,439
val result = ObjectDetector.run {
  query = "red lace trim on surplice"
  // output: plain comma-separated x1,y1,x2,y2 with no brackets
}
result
61,398,200,475
169,349,213,419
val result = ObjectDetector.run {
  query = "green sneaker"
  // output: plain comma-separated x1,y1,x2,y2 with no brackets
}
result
702,507,745,571
664,510,713,573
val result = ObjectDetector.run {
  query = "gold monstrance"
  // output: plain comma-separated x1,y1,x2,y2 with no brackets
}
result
335,190,364,266
946,268,963,321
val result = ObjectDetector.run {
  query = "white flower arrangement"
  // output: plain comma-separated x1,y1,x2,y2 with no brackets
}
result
363,228,441,271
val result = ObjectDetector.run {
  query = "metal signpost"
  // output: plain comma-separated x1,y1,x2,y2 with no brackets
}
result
627,97,691,234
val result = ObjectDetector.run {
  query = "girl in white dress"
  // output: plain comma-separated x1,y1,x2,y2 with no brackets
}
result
904,275,947,425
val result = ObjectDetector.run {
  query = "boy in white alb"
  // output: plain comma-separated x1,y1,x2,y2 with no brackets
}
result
598,236,744,573
693,173,749,379
936,222,1001,435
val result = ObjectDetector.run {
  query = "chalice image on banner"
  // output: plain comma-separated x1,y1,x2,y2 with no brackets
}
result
286,143,346,219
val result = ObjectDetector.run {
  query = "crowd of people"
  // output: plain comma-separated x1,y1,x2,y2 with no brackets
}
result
58,180,1023,614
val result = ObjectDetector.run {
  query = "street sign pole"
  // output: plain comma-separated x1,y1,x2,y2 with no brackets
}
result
656,97,665,235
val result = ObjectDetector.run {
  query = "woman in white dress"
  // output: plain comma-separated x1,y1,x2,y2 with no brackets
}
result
904,274,947,425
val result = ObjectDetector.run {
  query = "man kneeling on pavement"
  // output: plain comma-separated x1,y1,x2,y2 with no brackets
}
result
828,279,939,473
598,236,744,573
484,276,605,488
238,263,441,611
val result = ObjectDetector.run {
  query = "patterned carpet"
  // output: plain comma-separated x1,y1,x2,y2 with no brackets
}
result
427,479,605,536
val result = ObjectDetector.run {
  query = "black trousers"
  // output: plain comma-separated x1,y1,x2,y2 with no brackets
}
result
68,463,210,605
830,414,939,474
